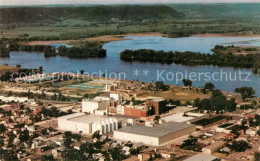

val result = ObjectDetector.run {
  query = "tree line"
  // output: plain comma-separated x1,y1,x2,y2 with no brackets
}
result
0,41,106,58
120,49,259,71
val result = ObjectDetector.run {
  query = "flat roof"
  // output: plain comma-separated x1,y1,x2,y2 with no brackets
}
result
58,112,85,120
202,141,225,150
69,115,109,124
115,122,195,138
59,113,136,124
162,113,194,123
183,154,219,161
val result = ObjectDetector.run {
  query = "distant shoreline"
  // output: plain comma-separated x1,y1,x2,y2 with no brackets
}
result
24,32,260,46
194,33,260,37
25,32,167,45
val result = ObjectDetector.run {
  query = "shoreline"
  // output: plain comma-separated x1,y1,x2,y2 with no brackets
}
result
24,40,74,46
24,32,168,45
194,33,260,37
24,32,260,46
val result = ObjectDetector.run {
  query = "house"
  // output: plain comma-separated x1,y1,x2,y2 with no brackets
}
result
133,142,145,150
73,142,81,150
224,133,237,140
161,151,175,159
183,154,220,161
246,127,259,136
202,141,225,154
236,134,249,142
52,147,65,158
122,146,131,155
220,147,231,154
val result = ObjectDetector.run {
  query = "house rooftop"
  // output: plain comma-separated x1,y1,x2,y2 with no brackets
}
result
183,154,219,161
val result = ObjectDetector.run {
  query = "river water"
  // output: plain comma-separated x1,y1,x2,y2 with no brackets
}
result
1,36,260,96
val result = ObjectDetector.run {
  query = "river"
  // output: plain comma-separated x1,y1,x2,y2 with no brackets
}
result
0,36,260,96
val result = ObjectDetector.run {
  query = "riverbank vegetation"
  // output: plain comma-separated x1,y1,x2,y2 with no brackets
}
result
120,49,260,71
211,45,259,55
0,41,106,58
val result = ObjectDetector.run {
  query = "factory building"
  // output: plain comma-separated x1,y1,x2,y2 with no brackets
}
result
146,98,167,115
161,112,209,124
58,113,136,135
114,122,196,146
82,99,107,114
82,96,119,115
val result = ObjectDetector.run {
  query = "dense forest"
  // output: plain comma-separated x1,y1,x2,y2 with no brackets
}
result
0,5,182,24
120,48,260,71
170,3,260,18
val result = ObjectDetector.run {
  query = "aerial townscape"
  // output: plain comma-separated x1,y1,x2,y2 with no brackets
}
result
0,1,260,161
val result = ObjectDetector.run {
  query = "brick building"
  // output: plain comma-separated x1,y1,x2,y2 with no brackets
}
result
123,106,148,117
146,98,167,115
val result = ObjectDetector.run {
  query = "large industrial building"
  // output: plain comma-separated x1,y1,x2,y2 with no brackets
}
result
113,122,196,146
161,112,209,124
58,113,136,135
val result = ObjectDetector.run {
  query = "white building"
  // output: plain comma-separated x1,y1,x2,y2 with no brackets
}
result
58,113,121,135
0,96,28,102
110,93,122,102
82,99,107,114
161,112,209,124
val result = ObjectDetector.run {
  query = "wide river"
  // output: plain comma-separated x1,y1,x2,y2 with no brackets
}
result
1,36,260,96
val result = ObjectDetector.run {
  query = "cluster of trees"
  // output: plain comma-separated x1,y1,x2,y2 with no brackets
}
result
58,130,129,161
58,42,106,58
120,49,259,70
0,44,10,57
155,81,169,91
182,79,192,87
234,87,255,101
0,149,18,161
9,43,56,57
228,140,250,152
0,68,39,82
0,40,106,58
41,106,72,118
203,82,215,93
229,124,248,137
180,135,202,152
212,45,258,53
193,115,226,126
193,89,237,113
63,131,81,148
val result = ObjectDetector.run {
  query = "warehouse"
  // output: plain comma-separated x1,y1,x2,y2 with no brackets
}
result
113,122,196,146
58,113,136,135
161,112,209,123
58,113,118,135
